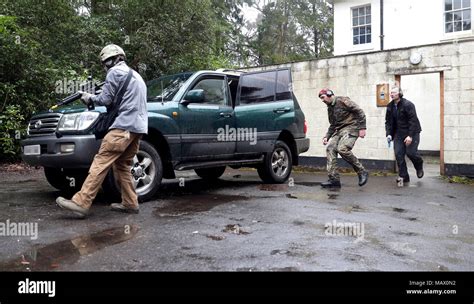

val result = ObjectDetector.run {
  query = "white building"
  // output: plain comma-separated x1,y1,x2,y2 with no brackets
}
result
251,0,474,176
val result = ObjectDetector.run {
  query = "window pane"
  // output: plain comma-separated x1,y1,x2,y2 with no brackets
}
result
446,12,453,22
360,27,366,35
193,79,226,105
359,16,365,25
353,28,359,36
276,70,291,101
360,35,366,44
367,35,371,43
454,21,462,30
353,36,359,45
453,11,462,20
366,15,371,24
446,22,454,32
367,26,372,34
359,7,365,16
366,6,371,14
462,0,470,8
463,20,471,30
353,17,358,26
463,10,471,19
445,0,453,10
453,0,462,10
240,72,276,104
352,8,359,17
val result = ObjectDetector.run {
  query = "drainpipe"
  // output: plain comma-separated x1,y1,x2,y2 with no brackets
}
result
380,0,384,51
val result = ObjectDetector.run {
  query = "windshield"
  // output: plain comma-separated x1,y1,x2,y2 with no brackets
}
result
147,72,194,102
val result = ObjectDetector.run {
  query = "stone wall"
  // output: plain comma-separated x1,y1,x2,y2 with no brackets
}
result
248,40,474,175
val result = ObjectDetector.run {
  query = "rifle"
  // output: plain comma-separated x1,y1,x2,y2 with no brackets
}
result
49,76,105,111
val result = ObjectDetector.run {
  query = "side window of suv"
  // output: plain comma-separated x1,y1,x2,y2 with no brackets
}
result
239,71,277,105
276,69,291,101
191,78,227,105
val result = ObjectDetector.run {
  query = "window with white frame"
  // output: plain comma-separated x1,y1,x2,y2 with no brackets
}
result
445,0,471,33
352,5,372,45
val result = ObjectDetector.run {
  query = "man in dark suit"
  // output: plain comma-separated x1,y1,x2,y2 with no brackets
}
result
385,86,424,183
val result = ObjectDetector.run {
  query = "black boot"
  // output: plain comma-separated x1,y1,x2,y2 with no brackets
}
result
321,180,341,188
358,171,369,186
416,168,424,178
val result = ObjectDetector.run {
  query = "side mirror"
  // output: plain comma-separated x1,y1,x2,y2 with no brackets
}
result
181,89,205,106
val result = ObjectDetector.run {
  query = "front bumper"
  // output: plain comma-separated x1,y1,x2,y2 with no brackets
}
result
21,134,101,168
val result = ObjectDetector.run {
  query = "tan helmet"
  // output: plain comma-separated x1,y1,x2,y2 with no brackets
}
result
100,44,125,62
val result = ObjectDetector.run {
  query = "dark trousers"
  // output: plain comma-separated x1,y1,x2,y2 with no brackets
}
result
394,133,423,179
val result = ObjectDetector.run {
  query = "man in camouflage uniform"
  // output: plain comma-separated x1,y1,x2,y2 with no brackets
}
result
319,89,369,188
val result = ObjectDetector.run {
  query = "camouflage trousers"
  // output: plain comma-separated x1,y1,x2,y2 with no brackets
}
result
326,129,365,181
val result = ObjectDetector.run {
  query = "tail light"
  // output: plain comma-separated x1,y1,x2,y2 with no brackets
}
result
304,120,308,134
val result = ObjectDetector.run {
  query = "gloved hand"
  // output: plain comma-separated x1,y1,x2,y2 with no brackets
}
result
387,135,392,148
78,91,94,106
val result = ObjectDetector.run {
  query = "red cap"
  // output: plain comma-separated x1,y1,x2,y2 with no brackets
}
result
318,88,334,97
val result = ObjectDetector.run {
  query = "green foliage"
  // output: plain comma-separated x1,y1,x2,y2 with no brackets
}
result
0,0,335,161
0,105,25,160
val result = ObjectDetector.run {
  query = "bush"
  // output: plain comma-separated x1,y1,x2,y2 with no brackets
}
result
0,105,25,161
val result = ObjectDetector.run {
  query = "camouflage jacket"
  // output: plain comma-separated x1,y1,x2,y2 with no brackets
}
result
325,96,366,139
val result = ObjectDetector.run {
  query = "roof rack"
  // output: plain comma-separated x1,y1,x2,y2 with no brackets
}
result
215,68,246,75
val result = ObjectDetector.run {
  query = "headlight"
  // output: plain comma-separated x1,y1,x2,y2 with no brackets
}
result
57,112,100,131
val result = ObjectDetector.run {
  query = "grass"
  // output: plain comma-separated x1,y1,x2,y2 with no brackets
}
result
293,165,396,176
441,175,474,185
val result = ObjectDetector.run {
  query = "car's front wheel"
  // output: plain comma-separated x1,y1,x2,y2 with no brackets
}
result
257,140,292,183
44,167,88,193
103,140,163,202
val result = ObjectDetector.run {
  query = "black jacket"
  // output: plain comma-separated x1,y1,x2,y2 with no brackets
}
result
385,98,422,138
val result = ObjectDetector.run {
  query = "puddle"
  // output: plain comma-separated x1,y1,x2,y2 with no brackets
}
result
204,234,226,241
258,184,289,191
394,231,418,236
295,181,320,186
292,220,305,226
153,194,248,217
0,225,139,271
286,192,338,203
392,207,407,213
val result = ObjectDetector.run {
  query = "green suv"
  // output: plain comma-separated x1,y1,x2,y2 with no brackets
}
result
21,68,310,201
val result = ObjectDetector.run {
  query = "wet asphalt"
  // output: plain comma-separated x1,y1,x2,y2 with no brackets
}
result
0,162,472,271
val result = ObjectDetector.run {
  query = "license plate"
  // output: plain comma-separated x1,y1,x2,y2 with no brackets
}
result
24,145,41,156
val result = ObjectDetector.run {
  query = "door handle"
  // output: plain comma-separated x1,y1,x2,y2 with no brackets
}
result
273,107,291,114
219,112,233,118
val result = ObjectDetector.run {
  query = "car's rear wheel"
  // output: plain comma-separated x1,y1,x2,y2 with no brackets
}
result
195,166,226,180
257,140,292,183
103,140,163,203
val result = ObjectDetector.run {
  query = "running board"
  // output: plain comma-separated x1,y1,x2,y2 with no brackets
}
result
175,156,264,171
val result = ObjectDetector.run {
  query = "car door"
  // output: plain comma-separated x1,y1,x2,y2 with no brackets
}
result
234,69,295,155
178,74,236,161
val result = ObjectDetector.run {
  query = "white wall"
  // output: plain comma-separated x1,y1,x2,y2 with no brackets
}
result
334,0,473,56
250,40,474,167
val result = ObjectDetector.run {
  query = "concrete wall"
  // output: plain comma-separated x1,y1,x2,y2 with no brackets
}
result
334,0,474,56
249,40,474,175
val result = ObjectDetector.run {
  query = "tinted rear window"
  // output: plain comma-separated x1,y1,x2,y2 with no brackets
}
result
239,71,276,104
276,69,291,101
